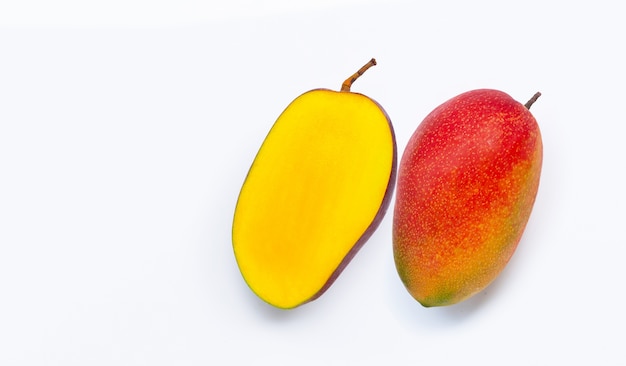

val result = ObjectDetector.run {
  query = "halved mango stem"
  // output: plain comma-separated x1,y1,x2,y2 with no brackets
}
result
341,58,377,92
524,92,541,109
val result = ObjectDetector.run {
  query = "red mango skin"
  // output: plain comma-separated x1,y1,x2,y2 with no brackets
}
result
393,89,542,307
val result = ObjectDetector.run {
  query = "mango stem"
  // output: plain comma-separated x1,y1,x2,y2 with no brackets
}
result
341,58,377,92
524,92,541,109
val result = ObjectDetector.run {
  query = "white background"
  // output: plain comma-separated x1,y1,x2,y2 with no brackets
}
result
1,0,625,364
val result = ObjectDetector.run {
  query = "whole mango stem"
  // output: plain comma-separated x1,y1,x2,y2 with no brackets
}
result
341,58,377,92
524,92,541,109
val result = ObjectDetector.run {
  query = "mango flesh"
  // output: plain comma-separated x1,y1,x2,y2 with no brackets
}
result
393,89,542,307
233,89,396,309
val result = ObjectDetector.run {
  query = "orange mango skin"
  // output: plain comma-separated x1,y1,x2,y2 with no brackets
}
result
393,89,542,307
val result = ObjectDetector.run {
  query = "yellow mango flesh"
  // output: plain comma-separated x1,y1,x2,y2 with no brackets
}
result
232,89,395,309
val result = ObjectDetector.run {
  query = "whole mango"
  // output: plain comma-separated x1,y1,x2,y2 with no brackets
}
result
393,89,542,307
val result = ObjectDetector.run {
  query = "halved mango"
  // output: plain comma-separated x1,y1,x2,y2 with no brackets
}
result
232,60,396,309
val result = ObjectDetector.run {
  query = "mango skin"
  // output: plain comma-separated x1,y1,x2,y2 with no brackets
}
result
393,89,542,307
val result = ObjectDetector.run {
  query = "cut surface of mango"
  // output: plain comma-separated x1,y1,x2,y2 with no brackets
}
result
233,89,395,309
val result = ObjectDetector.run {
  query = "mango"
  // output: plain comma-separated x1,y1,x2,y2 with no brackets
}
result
233,59,397,309
393,89,542,307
